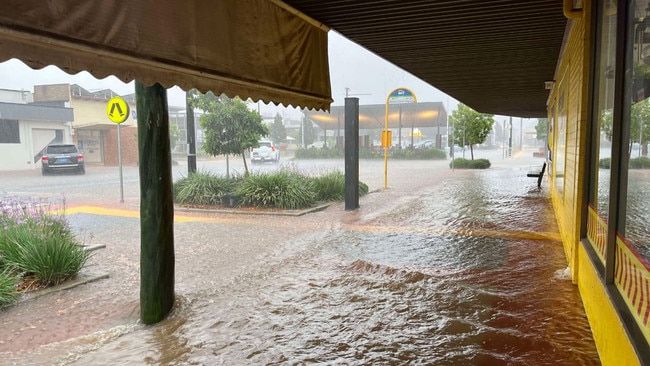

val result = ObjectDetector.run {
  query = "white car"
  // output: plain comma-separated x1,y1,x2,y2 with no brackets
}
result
250,140,280,163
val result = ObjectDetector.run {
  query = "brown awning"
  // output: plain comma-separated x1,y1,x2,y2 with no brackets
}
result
0,0,332,111
284,0,567,118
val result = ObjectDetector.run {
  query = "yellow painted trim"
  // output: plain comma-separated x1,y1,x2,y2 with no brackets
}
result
63,205,561,241
614,238,650,346
578,244,641,366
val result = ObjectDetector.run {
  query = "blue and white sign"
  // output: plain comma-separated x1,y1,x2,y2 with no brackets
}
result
388,87,417,104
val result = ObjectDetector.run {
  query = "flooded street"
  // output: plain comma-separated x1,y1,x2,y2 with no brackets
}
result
0,151,600,365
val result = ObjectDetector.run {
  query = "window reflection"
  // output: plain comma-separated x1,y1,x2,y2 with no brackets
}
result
625,1,650,261
595,4,616,217
587,1,617,262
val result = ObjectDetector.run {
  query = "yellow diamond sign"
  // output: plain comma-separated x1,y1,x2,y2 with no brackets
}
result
106,96,130,124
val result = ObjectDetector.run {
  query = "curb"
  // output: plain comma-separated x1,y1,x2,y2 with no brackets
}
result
16,272,110,304
174,202,333,217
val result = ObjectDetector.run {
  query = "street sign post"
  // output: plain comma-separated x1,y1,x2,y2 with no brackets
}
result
384,88,417,189
106,96,130,203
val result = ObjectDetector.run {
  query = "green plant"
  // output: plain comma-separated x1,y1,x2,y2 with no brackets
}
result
450,158,491,169
236,171,316,209
5,232,89,286
173,171,237,205
311,171,346,201
311,171,371,202
599,158,611,169
629,156,650,169
0,268,19,308
0,193,89,289
390,148,447,159
294,148,344,159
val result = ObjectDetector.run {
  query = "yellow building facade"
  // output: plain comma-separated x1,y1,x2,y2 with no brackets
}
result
549,2,650,364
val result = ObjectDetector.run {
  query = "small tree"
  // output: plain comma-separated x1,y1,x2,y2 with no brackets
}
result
448,104,495,159
601,99,650,156
191,92,268,175
535,118,548,141
270,113,287,143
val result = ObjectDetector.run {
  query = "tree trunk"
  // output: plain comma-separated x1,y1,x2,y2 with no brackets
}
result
136,81,175,325
242,148,250,176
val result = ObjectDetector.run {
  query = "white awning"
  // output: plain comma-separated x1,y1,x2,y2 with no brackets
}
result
0,0,332,111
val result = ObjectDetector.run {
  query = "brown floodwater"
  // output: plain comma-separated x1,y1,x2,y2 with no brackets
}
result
0,160,600,365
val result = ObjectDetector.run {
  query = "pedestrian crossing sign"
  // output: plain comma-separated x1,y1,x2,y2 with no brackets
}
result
106,96,130,124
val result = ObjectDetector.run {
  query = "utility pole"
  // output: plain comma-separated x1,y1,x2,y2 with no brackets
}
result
520,117,523,151
186,90,197,174
509,116,513,157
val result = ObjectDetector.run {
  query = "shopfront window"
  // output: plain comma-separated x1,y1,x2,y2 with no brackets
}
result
587,0,617,262
624,1,650,262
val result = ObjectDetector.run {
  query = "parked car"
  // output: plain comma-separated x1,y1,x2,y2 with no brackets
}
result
413,139,436,149
448,145,464,158
41,143,85,175
250,140,280,163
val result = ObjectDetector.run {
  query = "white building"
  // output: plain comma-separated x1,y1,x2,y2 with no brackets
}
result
0,89,74,171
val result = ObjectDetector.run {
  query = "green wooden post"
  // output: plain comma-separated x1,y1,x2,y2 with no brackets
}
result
135,81,175,324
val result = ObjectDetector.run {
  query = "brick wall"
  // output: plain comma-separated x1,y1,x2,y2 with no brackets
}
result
33,84,71,102
103,125,139,166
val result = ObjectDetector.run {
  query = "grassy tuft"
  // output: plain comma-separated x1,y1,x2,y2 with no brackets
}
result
449,158,491,169
0,193,88,289
236,171,316,209
0,268,19,308
6,232,89,286
173,171,238,205
311,171,346,202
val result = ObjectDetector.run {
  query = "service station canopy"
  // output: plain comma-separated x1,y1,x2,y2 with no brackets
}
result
304,102,447,131
0,0,332,112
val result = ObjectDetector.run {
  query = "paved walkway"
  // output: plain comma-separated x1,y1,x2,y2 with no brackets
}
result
0,149,600,365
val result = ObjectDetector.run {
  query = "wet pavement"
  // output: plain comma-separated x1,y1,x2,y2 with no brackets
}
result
0,149,600,365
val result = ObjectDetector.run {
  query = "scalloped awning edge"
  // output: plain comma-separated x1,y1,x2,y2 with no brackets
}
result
0,0,332,112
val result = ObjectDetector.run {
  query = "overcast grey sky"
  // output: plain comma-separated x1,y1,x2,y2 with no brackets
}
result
0,31,459,120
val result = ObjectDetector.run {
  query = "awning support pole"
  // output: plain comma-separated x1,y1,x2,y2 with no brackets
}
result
136,81,175,325
345,97,360,210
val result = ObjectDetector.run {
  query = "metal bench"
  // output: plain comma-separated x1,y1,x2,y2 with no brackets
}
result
527,162,546,188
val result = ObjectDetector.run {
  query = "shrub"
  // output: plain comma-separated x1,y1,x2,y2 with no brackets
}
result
0,193,88,290
174,171,237,205
0,268,19,308
450,158,491,169
236,171,316,209
311,171,345,201
390,148,447,160
311,171,370,202
5,231,89,286
600,157,650,169
172,169,371,209
599,158,611,169
630,156,650,169
294,148,344,159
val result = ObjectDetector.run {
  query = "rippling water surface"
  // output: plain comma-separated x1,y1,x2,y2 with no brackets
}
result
2,162,600,365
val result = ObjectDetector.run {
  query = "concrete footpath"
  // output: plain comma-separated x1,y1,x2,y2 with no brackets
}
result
0,149,600,365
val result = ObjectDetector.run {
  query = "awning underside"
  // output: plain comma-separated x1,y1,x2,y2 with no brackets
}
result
0,0,332,111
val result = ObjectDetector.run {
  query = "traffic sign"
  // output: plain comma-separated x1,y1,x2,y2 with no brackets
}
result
106,96,130,124
384,87,417,189
388,88,417,104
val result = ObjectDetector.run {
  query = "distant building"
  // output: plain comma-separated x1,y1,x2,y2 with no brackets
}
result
0,88,74,171
1,83,202,171
33,84,138,166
